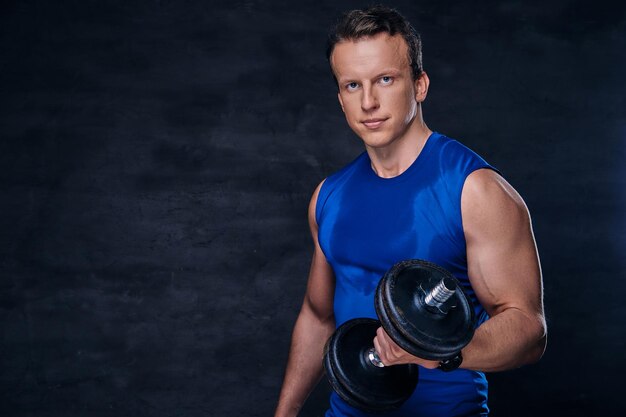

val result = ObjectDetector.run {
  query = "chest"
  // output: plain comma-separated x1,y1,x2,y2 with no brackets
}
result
318,179,465,273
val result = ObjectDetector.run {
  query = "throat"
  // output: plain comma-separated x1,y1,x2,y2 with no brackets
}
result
368,129,432,179
370,161,406,178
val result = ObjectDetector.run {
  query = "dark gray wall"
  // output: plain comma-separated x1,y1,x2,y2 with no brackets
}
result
1,1,624,416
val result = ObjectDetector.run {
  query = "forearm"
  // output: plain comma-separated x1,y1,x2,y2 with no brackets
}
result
461,307,547,372
274,309,335,417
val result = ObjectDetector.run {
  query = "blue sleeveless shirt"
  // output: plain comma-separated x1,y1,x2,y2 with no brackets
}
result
316,132,496,417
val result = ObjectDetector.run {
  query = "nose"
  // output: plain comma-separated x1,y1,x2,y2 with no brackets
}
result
361,86,379,112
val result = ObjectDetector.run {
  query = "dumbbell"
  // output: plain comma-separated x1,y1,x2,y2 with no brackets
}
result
323,259,475,413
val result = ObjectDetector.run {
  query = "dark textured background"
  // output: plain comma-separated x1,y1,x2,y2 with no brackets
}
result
1,0,624,416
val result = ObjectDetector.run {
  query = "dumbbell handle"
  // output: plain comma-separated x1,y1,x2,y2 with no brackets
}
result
424,277,456,309
366,347,386,368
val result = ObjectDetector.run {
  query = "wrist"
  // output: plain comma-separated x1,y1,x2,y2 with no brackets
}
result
438,352,463,372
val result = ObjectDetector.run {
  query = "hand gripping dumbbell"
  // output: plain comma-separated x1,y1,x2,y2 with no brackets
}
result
323,259,476,413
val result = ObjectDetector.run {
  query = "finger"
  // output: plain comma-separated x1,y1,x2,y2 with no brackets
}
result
377,328,400,365
375,328,390,354
378,327,401,357
372,336,386,365
376,327,391,347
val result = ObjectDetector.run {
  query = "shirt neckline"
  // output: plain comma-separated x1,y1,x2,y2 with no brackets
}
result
364,131,440,183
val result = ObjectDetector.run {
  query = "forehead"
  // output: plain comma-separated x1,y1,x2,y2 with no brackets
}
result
331,33,410,80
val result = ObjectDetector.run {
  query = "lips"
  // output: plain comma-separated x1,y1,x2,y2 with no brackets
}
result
362,118,388,129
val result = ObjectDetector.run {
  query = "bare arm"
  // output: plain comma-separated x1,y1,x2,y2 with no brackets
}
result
459,169,546,371
274,181,336,417
373,169,546,371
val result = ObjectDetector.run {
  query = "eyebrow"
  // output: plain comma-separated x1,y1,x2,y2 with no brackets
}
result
337,68,403,84
374,68,402,78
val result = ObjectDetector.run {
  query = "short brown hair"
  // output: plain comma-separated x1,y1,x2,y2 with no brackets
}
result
326,5,423,81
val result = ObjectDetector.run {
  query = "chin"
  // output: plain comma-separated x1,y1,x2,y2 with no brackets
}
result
358,131,396,149
363,140,394,149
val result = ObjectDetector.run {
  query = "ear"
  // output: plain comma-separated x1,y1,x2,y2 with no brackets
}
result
337,91,345,113
414,71,430,103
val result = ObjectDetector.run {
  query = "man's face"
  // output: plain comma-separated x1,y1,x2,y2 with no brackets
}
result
330,33,427,150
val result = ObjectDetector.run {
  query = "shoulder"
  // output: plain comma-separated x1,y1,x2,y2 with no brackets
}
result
322,151,368,188
425,133,499,218
434,133,495,174
463,170,526,210
461,169,530,237
313,151,368,222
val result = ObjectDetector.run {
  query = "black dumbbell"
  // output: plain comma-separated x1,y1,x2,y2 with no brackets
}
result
323,259,475,413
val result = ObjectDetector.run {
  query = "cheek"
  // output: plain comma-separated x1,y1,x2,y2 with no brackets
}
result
405,100,417,122
342,100,361,124
394,90,417,122
386,95,410,119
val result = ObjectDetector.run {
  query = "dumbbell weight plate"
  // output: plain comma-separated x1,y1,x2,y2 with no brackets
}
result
323,318,419,413
377,260,475,360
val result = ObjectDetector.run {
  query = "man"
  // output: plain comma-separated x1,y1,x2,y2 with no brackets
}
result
275,5,546,417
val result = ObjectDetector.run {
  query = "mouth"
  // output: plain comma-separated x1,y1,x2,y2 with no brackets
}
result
362,118,388,129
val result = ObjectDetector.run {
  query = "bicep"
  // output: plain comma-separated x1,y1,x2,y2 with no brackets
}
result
462,169,543,318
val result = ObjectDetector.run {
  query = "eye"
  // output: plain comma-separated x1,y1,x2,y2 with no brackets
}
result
380,76,393,85
345,82,359,91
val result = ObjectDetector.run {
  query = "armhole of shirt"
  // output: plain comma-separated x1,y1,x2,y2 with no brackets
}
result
315,178,330,227
439,139,502,251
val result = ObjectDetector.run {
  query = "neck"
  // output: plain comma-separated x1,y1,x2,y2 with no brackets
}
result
366,118,432,179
